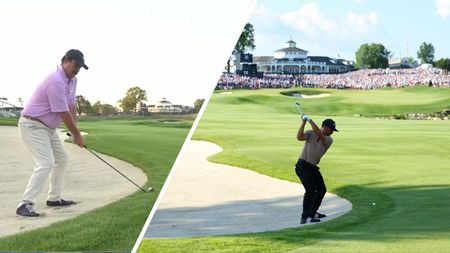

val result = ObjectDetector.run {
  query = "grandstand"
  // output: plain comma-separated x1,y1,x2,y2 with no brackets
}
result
216,67,450,90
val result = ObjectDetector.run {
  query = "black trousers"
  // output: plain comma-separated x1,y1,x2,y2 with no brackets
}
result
295,159,327,218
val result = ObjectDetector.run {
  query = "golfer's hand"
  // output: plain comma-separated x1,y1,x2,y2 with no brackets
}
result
302,114,311,122
73,133,85,147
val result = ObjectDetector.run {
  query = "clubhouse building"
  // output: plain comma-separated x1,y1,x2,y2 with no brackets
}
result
251,39,354,74
144,98,192,114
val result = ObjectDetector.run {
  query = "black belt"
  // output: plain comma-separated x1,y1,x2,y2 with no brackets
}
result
22,115,47,126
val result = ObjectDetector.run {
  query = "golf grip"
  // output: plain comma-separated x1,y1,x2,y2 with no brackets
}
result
66,133,147,192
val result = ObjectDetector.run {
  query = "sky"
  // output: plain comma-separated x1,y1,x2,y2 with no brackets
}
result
249,0,450,62
2,0,449,107
0,0,255,107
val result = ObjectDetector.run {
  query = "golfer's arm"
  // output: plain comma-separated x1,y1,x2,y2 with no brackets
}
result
297,120,307,141
309,119,326,144
60,111,81,137
69,103,78,124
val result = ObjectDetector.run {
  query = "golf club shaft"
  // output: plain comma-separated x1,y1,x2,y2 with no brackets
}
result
295,103,304,115
84,147,148,192
66,133,148,192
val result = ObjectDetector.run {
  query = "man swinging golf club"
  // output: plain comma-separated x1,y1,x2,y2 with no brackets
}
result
16,49,88,217
295,108,338,224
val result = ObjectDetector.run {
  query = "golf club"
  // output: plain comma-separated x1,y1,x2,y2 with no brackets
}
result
295,102,304,115
66,133,154,193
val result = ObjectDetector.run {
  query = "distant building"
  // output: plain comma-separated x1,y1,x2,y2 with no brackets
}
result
248,39,354,74
0,99,22,117
145,98,193,114
389,57,416,69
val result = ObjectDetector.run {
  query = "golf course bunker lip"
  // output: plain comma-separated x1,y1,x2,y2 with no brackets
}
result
162,121,181,124
0,126,147,238
145,140,352,238
293,93,331,99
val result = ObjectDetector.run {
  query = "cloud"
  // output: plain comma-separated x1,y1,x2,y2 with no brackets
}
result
346,11,379,32
280,2,337,38
250,3,276,26
436,0,450,19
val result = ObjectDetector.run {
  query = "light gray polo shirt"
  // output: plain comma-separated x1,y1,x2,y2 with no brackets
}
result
300,130,333,165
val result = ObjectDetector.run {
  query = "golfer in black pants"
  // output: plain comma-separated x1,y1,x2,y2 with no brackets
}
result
295,115,338,224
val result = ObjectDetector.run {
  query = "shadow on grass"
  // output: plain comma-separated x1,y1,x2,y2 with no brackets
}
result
143,184,450,252
256,184,450,245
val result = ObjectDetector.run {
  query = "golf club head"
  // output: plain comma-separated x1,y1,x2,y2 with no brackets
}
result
147,187,155,192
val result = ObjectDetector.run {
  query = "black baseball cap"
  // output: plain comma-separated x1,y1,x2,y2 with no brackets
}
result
322,118,338,132
64,49,89,70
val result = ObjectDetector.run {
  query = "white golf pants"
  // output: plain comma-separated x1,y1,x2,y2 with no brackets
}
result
18,117,68,205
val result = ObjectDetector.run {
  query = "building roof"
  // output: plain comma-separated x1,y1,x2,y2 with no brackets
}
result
274,47,308,53
308,56,349,66
253,56,274,63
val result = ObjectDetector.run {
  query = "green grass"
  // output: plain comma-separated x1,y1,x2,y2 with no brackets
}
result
0,117,193,252
140,86,450,253
0,117,18,126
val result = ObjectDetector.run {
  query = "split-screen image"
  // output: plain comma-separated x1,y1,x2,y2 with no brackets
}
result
1,1,450,253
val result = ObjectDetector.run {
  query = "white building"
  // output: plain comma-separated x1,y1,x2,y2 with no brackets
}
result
145,98,192,114
0,99,22,117
253,39,354,74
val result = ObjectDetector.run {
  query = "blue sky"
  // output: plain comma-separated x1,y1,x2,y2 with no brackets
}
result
249,0,450,61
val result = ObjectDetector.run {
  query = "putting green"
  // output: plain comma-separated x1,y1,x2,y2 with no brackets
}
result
140,86,450,253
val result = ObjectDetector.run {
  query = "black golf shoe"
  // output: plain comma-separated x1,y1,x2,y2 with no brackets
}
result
315,212,326,219
16,203,40,217
300,217,321,224
310,217,321,223
46,199,76,207
300,217,308,224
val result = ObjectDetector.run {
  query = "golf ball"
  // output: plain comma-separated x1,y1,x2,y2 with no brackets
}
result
372,202,376,205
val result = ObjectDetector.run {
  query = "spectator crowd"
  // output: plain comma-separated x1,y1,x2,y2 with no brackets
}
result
216,67,450,90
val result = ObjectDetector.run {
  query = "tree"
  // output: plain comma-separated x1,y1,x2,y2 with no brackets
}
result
100,104,116,115
193,99,205,113
226,23,256,73
406,57,418,67
76,95,92,115
120,86,147,112
355,43,390,69
417,42,435,64
93,101,102,115
434,58,450,71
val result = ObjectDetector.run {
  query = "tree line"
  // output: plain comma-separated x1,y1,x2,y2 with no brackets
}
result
76,86,204,116
355,42,450,70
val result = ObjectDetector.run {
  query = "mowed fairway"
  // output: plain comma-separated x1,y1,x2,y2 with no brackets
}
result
140,86,450,253
0,117,192,252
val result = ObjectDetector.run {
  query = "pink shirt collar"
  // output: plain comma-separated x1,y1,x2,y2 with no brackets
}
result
57,65,77,84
